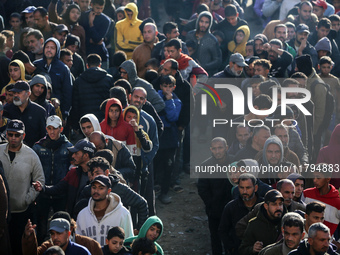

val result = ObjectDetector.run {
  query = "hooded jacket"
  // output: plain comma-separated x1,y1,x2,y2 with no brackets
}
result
34,37,73,120
115,3,143,59
72,66,113,124
315,37,332,54
289,239,338,255
228,25,250,56
186,11,222,76
262,135,284,166
124,216,164,255
79,113,101,138
76,193,134,246
2,59,27,94
119,60,165,112
304,184,340,235
100,98,137,154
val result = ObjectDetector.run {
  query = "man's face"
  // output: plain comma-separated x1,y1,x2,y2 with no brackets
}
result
294,179,304,199
130,89,146,110
34,12,47,30
167,46,181,60
44,41,57,60
91,167,107,179
309,231,330,255
230,62,243,76
7,131,24,149
226,15,238,26
245,63,254,77
283,226,303,249
287,27,296,41
236,127,250,146
10,17,22,29
50,230,69,249
81,121,94,138
106,236,124,254
146,225,161,242
61,55,73,70
238,179,257,201
125,9,133,20
265,199,284,219
13,90,30,106
274,128,289,148
280,182,295,207
313,6,324,19
160,62,176,76
109,105,120,122
120,68,128,80
317,26,330,40
31,84,45,102
9,65,21,82
24,13,35,27
254,39,264,55
320,63,332,76
266,143,281,166
298,4,312,22
54,31,68,46
296,32,309,46
268,44,280,62
6,36,14,49
71,150,86,165
79,0,90,12
305,211,325,227
6,91,13,104
89,136,105,150
246,45,254,57
91,3,104,15
46,125,62,140
198,16,210,33
254,64,268,77
66,44,78,54
210,141,227,160
254,129,270,149
331,21,340,32
27,35,43,54
313,172,330,190
91,182,110,201
167,28,180,39
251,82,261,97
275,27,287,43
143,25,156,43
318,50,329,59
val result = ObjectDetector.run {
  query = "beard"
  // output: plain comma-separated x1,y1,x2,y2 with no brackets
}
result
231,66,242,76
242,192,255,201
13,97,23,106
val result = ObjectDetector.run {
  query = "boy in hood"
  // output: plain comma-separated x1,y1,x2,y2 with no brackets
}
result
2,59,27,94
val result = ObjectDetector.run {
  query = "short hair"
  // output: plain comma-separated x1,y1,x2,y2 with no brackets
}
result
1,30,14,38
87,54,102,67
112,51,127,68
26,29,44,41
94,149,114,165
9,61,20,68
160,75,176,86
317,18,331,29
91,0,105,5
253,59,272,70
273,124,288,134
238,173,257,186
34,7,48,18
131,237,157,255
211,137,227,146
0,34,6,50
306,201,326,215
80,117,91,124
329,14,340,22
45,246,65,255
165,38,182,50
282,78,300,87
132,87,147,98
110,86,128,107
114,79,132,95
299,1,312,10
60,48,72,60
236,124,250,133
269,39,283,49
308,222,330,239
197,4,209,14
212,30,225,41
225,4,238,17
5,84,14,92
246,39,254,47
107,226,125,241
145,58,159,68
253,94,273,109
276,179,295,192
290,72,307,80
163,22,177,35
10,12,21,20
285,22,295,30
145,70,158,83
163,58,178,71
125,107,138,117
281,212,304,233
186,40,197,50
319,56,333,66
87,156,111,174
274,24,287,33
252,125,271,138
12,50,31,64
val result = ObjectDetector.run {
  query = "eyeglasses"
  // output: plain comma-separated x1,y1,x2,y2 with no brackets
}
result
7,133,21,137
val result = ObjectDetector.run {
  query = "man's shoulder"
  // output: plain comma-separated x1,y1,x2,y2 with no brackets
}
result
29,100,47,113
261,240,283,255
68,240,91,254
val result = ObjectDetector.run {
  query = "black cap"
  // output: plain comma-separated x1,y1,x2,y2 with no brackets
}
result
54,24,69,34
7,119,25,134
264,190,284,203
91,175,111,188
10,81,30,92
65,34,80,48
68,139,95,155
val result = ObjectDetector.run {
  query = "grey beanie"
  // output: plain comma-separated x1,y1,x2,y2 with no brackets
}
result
30,74,47,87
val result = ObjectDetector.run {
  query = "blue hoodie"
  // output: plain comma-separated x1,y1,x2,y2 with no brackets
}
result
34,37,73,119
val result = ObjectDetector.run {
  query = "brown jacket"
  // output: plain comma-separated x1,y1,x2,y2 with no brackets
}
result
132,41,156,79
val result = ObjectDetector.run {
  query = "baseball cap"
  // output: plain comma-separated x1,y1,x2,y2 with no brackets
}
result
49,218,70,232
10,81,30,92
312,0,327,10
54,24,69,34
46,115,62,128
230,53,248,67
68,139,95,155
91,175,112,188
21,6,36,14
296,24,310,34
7,120,25,134
264,190,284,203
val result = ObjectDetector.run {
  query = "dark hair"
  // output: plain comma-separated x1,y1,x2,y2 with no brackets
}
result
114,79,132,95
107,226,125,240
282,78,300,87
225,4,238,17
87,156,110,174
269,38,282,49
12,50,31,64
145,70,159,84
112,51,127,68
91,0,105,5
5,84,14,92
60,48,72,60
94,149,114,165
163,22,177,35
252,125,271,138
246,39,254,46
10,12,21,20
87,54,102,67
306,201,326,215
213,30,225,41
238,173,257,186
124,107,138,122
110,86,128,107
253,59,272,70
197,4,209,14
165,38,182,50
145,58,159,68
131,237,157,255
274,24,287,33
163,58,178,71
80,117,91,124
9,61,20,68
160,75,176,86
62,4,81,25
329,14,340,22
290,72,307,80
281,212,304,233
186,40,197,50
319,56,333,65
253,94,272,109
26,29,44,41
276,179,294,193
45,246,65,255
34,7,48,18
317,18,331,29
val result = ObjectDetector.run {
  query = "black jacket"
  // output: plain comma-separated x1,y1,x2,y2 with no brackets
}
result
234,138,260,161
288,239,339,255
287,38,318,69
71,52,85,79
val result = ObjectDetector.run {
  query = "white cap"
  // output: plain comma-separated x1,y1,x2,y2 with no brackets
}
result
46,115,62,128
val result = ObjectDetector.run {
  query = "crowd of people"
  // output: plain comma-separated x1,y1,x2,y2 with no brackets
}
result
0,0,340,254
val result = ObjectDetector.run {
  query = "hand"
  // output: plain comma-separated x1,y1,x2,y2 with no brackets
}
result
89,11,96,26
165,92,173,100
129,119,139,132
24,219,36,238
32,181,42,192
253,241,263,253
299,38,307,54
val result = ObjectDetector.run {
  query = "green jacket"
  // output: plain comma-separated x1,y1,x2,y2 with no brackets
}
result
124,216,164,255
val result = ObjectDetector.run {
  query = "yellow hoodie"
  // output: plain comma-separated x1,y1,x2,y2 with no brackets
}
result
2,59,26,94
227,25,250,57
115,3,143,59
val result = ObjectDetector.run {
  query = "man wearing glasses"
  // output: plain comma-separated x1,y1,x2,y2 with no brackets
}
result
0,119,45,254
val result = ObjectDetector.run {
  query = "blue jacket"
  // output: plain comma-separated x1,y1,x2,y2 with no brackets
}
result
33,134,72,189
34,38,73,119
57,240,91,255
157,90,182,149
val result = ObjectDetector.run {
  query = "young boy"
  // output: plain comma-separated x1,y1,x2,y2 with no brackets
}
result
124,216,163,255
131,238,157,255
9,13,22,53
102,227,131,255
154,75,181,204
228,26,250,57
1,30,15,59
